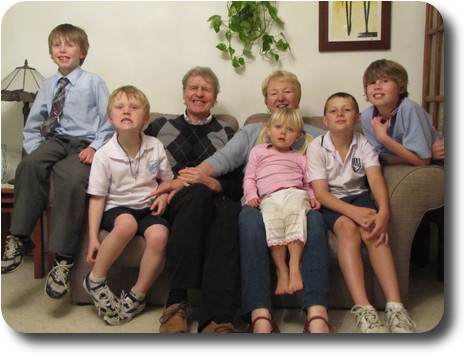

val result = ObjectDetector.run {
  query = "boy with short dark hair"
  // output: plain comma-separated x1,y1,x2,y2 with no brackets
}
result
308,92,416,333
1,24,114,300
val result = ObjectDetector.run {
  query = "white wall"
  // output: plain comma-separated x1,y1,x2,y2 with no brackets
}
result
1,1,427,179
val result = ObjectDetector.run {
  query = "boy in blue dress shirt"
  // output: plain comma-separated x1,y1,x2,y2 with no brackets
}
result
1,24,114,299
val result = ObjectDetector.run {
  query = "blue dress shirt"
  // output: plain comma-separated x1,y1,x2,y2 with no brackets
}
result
22,66,114,154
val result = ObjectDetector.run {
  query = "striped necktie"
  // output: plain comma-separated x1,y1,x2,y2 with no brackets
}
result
39,77,70,137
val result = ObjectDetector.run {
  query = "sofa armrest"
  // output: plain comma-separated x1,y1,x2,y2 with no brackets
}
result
379,164,444,305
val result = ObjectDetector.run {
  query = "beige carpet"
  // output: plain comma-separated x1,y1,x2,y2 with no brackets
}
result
1,255,443,334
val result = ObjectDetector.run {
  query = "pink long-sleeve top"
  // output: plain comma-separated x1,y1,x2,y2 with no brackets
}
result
244,144,315,203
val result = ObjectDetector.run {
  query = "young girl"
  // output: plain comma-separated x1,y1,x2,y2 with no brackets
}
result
244,108,320,295
84,86,174,325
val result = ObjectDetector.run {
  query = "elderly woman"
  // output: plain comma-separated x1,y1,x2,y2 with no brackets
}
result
144,67,242,333
191,70,330,333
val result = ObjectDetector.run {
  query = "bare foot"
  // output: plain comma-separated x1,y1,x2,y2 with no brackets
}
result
288,266,303,294
275,269,289,295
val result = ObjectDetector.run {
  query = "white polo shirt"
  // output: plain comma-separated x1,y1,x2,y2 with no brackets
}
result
88,132,174,211
307,131,380,199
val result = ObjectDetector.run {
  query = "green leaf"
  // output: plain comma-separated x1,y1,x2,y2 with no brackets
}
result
232,57,241,68
207,15,221,22
228,46,235,56
213,19,222,33
216,43,228,52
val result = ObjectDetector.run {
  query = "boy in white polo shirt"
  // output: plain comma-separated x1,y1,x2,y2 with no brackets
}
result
84,86,174,325
308,92,415,333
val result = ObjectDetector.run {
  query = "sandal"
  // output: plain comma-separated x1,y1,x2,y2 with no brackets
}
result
249,316,280,333
303,315,334,333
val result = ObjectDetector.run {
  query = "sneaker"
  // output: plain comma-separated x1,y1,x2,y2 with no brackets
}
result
351,305,389,333
83,273,118,316
385,303,416,333
104,291,146,326
1,235,33,274
45,259,74,299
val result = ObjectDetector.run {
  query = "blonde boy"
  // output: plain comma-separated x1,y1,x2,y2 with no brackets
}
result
84,86,173,325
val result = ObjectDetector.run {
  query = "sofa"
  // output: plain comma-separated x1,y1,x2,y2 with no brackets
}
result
69,112,445,310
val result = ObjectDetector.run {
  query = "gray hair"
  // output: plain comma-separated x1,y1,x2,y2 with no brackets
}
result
182,66,220,97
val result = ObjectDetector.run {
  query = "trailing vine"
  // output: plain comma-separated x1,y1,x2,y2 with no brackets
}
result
208,1,290,68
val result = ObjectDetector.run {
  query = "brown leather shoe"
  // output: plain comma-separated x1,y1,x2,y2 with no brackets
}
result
201,321,238,333
159,303,189,333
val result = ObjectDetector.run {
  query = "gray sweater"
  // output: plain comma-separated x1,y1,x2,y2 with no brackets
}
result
206,123,325,177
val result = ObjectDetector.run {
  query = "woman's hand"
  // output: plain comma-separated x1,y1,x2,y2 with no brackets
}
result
150,193,168,216
146,179,184,203
178,167,222,192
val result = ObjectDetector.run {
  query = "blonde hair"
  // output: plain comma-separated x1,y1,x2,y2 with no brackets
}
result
261,70,301,107
257,108,312,153
362,59,409,100
48,24,89,66
107,85,150,117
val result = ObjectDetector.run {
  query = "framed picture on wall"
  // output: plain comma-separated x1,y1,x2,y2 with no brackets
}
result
319,1,391,52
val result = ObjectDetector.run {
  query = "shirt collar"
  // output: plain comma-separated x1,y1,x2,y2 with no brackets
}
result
183,111,213,125
372,98,403,126
109,132,152,161
56,66,82,87
321,131,359,153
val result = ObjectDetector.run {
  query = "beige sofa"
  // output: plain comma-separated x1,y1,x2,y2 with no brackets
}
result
69,112,445,310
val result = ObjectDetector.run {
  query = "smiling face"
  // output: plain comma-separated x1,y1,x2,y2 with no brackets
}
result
366,78,403,112
323,96,360,133
183,75,217,122
108,92,149,132
265,79,299,113
50,37,85,76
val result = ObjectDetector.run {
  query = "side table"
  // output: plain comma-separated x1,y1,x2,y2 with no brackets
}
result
1,186,47,278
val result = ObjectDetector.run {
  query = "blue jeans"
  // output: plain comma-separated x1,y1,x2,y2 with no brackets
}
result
239,206,329,320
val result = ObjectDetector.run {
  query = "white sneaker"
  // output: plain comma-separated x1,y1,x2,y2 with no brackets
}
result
104,291,146,326
385,303,416,333
351,305,389,333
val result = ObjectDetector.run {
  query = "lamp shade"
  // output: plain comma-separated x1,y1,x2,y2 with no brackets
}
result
1,60,45,103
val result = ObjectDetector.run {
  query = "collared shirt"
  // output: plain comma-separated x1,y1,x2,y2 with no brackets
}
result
23,66,114,154
183,111,213,125
307,131,380,199
361,98,441,161
87,133,174,211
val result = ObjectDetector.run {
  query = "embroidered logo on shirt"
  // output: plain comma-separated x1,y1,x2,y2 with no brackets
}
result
352,158,362,173
148,160,159,175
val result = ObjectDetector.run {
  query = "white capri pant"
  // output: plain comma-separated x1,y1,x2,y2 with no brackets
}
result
259,187,311,247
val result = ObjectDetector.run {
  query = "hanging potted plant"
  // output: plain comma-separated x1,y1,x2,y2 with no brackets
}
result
208,1,290,68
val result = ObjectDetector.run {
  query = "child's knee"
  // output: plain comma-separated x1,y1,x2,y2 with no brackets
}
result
145,226,168,252
114,214,138,236
334,217,359,241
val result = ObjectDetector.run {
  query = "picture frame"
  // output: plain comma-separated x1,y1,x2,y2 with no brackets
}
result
319,1,391,52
